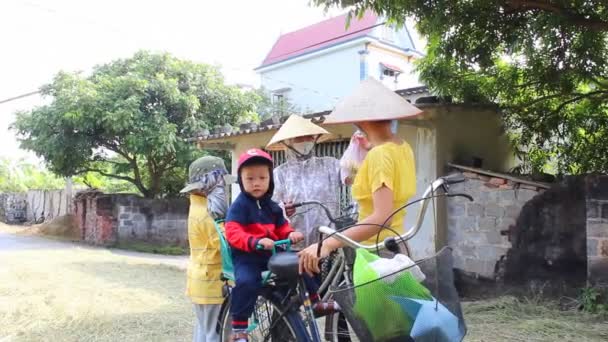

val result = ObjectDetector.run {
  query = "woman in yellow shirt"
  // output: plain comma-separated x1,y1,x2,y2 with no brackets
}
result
299,78,422,275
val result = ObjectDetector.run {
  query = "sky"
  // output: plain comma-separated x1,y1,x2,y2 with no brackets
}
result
0,0,421,161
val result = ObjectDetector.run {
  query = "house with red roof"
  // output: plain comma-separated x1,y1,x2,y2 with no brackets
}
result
255,11,426,113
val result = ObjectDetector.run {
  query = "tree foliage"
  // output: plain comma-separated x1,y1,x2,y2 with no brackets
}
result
0,158,65,192
314,0,608,174
13,51,257,197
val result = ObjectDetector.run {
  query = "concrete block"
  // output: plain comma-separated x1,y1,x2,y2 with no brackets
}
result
505,205,522,219
448,203,466,216
588,238,598,256
601,240,608,257
477,246,505,262
459,244,476,257
602,203,608,221
132,214,146,222
587,202,599,219
453,256,466,270
466,203,484,217
447,227,465,243
588,222,608,238
486,230,503,244
457,217,476,231
499,190,516,202
466,259,496,278
588,256,608,285
485,204,505,218
515,189,537,202
478,217,497,231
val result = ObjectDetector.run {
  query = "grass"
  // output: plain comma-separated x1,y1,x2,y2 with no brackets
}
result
113,241,188,256
1,227,607,341
463,296,608,341
0,244,193,342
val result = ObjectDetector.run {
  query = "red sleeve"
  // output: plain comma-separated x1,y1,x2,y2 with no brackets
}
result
225,221,259,252
275,222,294,240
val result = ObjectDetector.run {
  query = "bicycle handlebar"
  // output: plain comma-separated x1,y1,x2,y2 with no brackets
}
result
291,200,339,223
318,174,473,251
256,239,292,253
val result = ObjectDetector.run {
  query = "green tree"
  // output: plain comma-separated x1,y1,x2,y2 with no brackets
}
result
0,158,65,192
13,51,257,198
249,88,300,120
314,0,608,174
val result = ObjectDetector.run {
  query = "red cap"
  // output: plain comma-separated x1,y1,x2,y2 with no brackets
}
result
237,148,273,170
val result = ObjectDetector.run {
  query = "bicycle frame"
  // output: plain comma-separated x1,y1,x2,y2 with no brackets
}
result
318,174,468,251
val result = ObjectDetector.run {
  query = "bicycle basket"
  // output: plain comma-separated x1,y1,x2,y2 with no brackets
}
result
329,247,466,342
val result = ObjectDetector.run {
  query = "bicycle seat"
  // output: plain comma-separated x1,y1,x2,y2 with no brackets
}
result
268,252,299,279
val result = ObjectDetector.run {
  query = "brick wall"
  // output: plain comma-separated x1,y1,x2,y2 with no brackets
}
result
74,192,188,247
586,175,608,285
0,193,27,223
447,171,540,279
115,195,188,247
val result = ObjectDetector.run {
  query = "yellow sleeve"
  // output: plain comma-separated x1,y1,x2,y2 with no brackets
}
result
366,148,396,193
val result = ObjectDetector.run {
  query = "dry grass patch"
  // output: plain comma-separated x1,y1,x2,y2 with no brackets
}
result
0,247,193,342
463,296,608,341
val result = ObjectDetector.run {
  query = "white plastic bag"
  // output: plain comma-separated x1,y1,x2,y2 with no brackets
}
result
339,130,370,185
368,253,426,284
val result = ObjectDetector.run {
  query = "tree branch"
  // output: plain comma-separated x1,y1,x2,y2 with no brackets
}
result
503,1,608,32
552,90,608,114
78,168,136,183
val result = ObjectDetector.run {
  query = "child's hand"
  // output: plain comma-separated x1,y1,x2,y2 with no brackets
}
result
288,231,304,244
257,238,275,250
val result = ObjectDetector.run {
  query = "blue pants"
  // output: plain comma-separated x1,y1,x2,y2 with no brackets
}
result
230,250,319,330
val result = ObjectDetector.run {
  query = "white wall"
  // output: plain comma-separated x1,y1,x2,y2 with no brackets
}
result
366,47,422,90
397,123,438,258
259,44,364,113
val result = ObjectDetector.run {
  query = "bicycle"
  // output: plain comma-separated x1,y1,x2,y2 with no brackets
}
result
215,234,325,341
213,204,357,342
215,173,472,341
314,173,472,341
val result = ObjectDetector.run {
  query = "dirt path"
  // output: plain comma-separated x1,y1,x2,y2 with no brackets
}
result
0,228,188,270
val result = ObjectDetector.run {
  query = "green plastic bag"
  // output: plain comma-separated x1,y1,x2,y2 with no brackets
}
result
353,249,432,341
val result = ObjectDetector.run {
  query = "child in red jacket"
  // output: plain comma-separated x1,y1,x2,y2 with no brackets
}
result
225,149,337,342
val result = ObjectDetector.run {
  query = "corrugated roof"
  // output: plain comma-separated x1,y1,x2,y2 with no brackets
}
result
187,88,432,143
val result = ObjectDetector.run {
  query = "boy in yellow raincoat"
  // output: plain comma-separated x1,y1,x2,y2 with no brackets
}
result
181,156,229,342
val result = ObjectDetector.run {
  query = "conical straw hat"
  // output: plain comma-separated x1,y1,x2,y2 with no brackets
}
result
266,115,332,151
323,78,423,125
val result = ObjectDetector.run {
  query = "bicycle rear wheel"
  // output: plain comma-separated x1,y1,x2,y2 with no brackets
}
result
218,292,310,341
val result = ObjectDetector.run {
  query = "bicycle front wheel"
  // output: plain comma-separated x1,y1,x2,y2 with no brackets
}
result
325,311,362,342
218,292,310,342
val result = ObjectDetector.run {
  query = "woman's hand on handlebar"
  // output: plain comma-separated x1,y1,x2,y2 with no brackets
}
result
298,242,332,276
